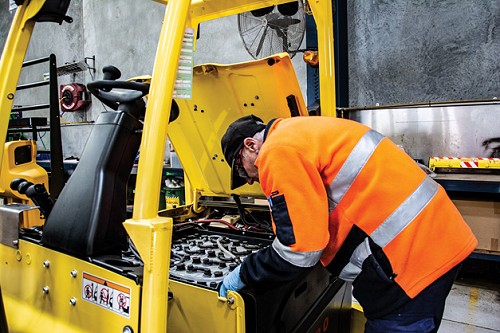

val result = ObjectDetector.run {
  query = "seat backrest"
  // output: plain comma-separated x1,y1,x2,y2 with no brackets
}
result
41,101,144,256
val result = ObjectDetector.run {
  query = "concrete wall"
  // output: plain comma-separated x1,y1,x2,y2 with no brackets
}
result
348,0,500,107
1,1,499,156
1,0,87,156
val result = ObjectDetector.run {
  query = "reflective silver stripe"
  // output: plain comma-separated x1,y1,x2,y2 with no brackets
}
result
338,176,439,282
327,130,385,213
271,238,323,268
339,238,371,282
371,177,438,247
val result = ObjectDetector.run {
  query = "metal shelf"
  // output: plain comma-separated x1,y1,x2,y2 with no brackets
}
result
433,173,500,194
8,54,64,200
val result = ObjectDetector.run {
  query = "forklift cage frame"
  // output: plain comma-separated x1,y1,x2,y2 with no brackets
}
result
0,1,336,332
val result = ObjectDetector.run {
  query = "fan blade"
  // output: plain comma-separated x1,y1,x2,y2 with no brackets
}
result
267,18,301,29
256,26,268,57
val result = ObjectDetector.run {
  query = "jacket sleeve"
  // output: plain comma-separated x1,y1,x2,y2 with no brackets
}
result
239,241,311,286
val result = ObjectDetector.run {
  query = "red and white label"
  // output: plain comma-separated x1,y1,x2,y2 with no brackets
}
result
82,272,131,318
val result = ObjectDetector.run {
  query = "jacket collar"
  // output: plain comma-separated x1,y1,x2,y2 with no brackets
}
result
263,118,278,142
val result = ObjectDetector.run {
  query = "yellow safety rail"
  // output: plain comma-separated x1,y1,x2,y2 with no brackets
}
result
0,2,43,165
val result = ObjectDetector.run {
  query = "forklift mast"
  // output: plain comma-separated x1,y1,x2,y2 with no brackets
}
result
0,1,338,332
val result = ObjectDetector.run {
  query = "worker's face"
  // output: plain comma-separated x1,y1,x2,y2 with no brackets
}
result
239,138,261,185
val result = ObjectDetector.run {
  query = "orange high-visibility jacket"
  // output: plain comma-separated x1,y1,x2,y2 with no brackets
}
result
252,116,477,316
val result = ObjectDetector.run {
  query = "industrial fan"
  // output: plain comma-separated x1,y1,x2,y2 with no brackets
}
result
238,1,306,59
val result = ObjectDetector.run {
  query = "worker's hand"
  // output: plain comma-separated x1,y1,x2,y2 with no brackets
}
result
218,265,245,298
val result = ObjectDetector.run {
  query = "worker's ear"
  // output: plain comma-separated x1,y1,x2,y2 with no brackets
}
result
243,138,257,152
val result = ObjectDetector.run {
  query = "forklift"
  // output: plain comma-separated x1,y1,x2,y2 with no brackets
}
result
0,1,351,332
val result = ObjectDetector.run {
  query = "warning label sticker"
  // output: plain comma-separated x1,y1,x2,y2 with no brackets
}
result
82,272,131,318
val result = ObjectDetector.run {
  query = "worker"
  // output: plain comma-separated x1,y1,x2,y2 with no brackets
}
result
219,114,477,333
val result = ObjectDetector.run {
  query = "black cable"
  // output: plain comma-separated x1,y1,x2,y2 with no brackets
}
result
232,194,249,225
246,210,273,232
231,194,273,232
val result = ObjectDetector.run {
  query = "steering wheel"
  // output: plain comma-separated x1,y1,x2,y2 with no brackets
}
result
87,66,150,110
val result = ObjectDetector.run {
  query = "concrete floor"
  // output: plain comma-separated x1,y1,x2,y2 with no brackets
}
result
439,283,499,332
351,258,500,333
439,259,500,333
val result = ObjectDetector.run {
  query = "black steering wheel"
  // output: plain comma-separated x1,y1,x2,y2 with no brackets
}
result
87,66,150,110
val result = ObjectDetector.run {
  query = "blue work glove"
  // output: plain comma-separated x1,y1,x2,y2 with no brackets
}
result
218,265,246,298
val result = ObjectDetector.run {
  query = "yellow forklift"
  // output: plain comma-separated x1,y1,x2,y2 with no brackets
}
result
0,1,350,332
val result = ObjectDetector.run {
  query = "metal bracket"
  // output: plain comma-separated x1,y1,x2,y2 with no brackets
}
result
0,203,39,248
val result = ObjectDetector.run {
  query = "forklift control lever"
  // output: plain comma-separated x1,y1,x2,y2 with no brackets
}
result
10,178,53,218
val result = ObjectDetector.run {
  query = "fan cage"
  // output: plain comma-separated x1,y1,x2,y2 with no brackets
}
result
238,2,306,60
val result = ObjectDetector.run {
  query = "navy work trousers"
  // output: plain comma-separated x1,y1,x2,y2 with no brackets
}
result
365,263,461,333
